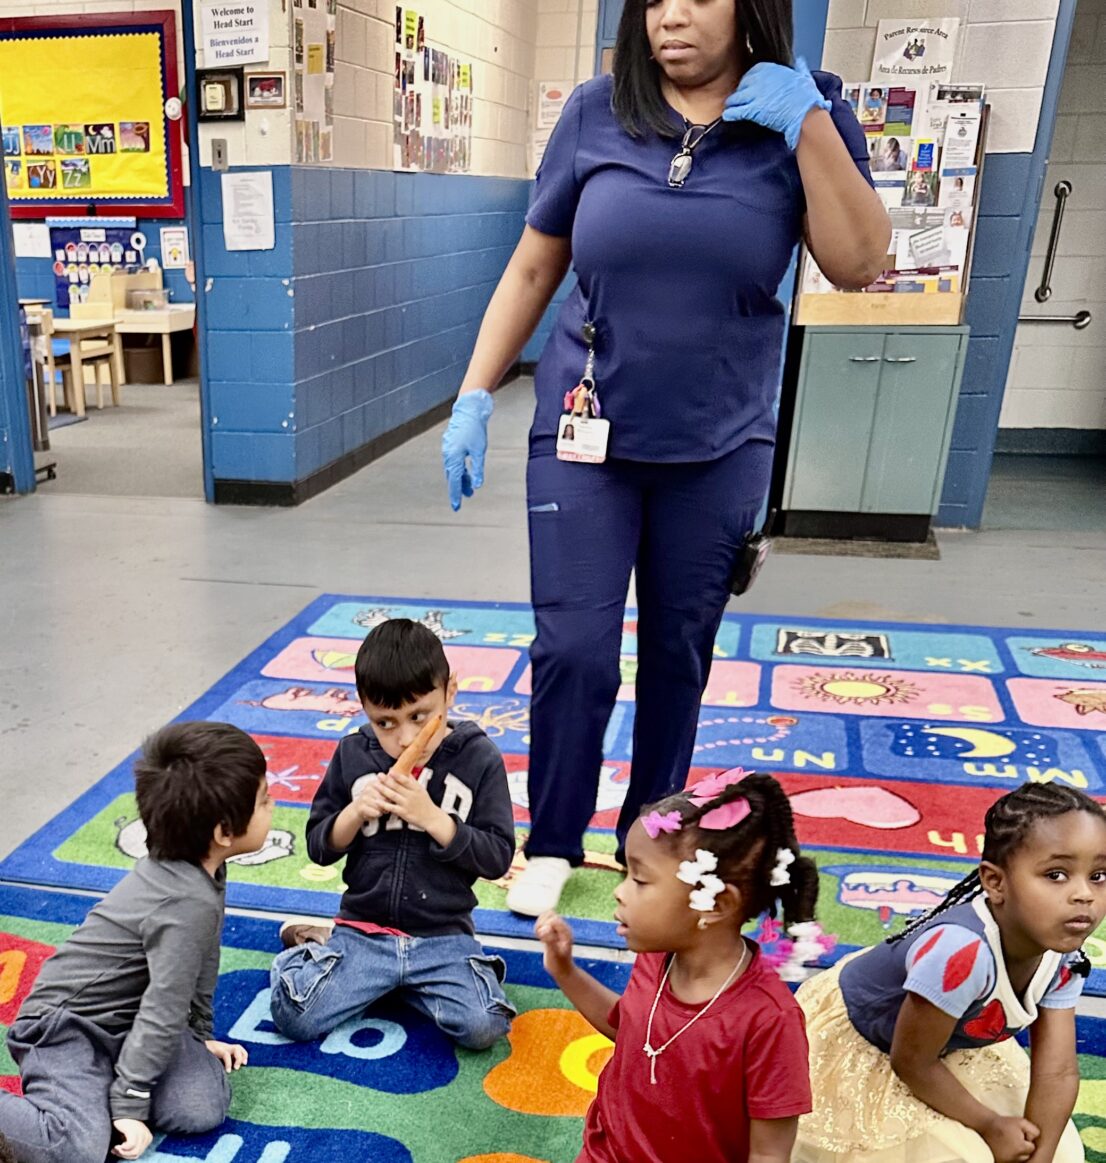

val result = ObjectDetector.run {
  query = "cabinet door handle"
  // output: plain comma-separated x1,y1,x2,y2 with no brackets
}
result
884,356,917,363
849,355,881,362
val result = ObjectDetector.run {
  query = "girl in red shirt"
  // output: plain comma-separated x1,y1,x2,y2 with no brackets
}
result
536,771,823,1163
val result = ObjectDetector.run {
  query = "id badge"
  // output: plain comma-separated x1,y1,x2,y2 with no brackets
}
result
557,413,610,464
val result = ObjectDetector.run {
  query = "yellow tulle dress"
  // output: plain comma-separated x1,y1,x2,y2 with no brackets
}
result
793,956,1085,1163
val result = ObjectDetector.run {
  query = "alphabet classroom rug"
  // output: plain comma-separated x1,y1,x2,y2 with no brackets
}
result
3,595,1106,984
4,884,1106,1163
0,883,629,1163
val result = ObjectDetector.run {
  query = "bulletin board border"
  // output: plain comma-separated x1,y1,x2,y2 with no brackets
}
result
0,10,184,220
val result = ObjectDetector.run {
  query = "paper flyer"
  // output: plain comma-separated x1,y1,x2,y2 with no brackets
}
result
858,84,889,133
942,109,982,168
872,19,960,84
884,85,921,136
538,81,572,128
868,135,912,174
926,83,984,138
938,168,976,215
221,170,275,251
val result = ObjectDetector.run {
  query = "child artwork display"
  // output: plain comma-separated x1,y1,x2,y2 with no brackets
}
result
392,8,473,173
292,0,336,164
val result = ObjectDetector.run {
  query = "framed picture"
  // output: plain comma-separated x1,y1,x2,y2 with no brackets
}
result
245,71,287,109
196,67,245,121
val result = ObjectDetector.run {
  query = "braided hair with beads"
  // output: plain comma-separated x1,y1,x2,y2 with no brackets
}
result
642,772,820,930
888,781,1106,960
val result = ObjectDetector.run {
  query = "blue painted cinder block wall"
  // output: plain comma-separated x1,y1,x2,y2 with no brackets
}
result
937,154,1034,527
198,164,529,486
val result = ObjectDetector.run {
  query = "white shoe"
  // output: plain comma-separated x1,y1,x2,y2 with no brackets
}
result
506,856,572,917
279,917,335,948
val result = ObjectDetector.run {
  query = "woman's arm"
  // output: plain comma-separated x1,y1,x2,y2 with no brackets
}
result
457,225,572,396
891,994,1039,1162
1024,1007,1081,1163
797,108,891,290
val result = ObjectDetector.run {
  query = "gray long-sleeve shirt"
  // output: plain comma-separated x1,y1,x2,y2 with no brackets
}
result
20,858,225,1120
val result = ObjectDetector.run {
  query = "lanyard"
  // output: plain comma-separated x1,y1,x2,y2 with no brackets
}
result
668,117,723,188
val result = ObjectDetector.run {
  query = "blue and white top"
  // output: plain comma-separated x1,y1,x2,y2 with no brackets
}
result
526,71,872,462
840,897,1087,1054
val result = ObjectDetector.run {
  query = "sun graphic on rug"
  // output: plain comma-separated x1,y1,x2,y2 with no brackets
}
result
793,671,921,707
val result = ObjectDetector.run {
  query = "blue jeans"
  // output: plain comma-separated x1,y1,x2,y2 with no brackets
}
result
269,927,516,1051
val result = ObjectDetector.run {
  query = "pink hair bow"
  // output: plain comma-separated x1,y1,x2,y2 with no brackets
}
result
688,767,750,806
642,810,682,839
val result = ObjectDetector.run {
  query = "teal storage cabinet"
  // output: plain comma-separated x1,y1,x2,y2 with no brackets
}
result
780,326,968,541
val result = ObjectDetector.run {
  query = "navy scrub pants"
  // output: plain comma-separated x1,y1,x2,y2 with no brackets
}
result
524,436,773,865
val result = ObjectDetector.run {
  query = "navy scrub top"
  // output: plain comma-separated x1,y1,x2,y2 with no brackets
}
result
527,71,872,462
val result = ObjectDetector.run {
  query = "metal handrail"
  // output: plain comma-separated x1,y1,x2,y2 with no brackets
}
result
1018,310,1093,330
1035,181,1072,303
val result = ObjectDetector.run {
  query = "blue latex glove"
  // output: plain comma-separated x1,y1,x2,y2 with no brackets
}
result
722,58,831,150
442,389,493,512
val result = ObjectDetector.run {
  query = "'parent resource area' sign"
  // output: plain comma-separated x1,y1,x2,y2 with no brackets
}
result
201,1,270,66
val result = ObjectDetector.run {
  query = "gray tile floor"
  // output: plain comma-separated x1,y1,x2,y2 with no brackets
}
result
983,453,1106,534
3,380,1106,864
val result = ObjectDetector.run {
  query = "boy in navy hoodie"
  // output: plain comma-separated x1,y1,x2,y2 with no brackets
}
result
270,619,517,1050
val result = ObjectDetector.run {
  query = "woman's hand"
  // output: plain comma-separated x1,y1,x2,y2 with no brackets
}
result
442,390,494,512
981,1115,1040,1163
722,59,831,150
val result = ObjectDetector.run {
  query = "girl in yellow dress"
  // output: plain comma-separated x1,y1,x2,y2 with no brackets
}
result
794,782,1106,1163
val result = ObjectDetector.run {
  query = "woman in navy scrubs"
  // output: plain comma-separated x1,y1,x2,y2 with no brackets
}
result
442,0,891,916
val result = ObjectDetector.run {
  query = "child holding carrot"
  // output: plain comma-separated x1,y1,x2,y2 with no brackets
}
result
269,619,517,1050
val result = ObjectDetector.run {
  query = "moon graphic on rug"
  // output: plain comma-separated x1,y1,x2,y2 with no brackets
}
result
923,727,1018,758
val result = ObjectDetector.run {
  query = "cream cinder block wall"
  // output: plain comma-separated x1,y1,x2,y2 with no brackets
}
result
535,0,598,91
194,0,293,169
333,0,538,178
824,0,1062,154
1000,0,1106,432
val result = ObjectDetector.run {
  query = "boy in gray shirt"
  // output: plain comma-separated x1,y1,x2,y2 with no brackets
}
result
0,722,274,1163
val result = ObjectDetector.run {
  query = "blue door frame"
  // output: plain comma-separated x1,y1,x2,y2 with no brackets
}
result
938,0,1079,528
0,162,35,495
179,0,216,502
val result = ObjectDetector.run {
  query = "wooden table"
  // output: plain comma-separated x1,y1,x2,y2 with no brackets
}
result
114,305,196,385
48,317,121,419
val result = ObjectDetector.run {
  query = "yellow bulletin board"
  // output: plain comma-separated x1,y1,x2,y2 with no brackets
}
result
0,11,183,218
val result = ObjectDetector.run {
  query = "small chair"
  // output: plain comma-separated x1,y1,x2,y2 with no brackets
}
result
35,310,121,415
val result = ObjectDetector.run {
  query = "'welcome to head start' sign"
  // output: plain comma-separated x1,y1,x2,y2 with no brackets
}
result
200,1,270,67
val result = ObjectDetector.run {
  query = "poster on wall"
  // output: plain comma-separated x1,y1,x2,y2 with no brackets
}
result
871,19,959,85
0,13,184,218
47,219,143,309
293,0,335,163
392,7,473,174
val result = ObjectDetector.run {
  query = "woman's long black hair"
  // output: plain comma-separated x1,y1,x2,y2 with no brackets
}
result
612,0,795,138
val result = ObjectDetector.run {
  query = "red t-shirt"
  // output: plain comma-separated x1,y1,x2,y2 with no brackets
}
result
578,947,812,1163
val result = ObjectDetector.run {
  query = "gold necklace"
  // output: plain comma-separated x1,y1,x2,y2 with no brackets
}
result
642,942,749,1085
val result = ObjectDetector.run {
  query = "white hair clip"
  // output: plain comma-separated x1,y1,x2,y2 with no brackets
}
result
676,849,726,912
770,847,796,887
